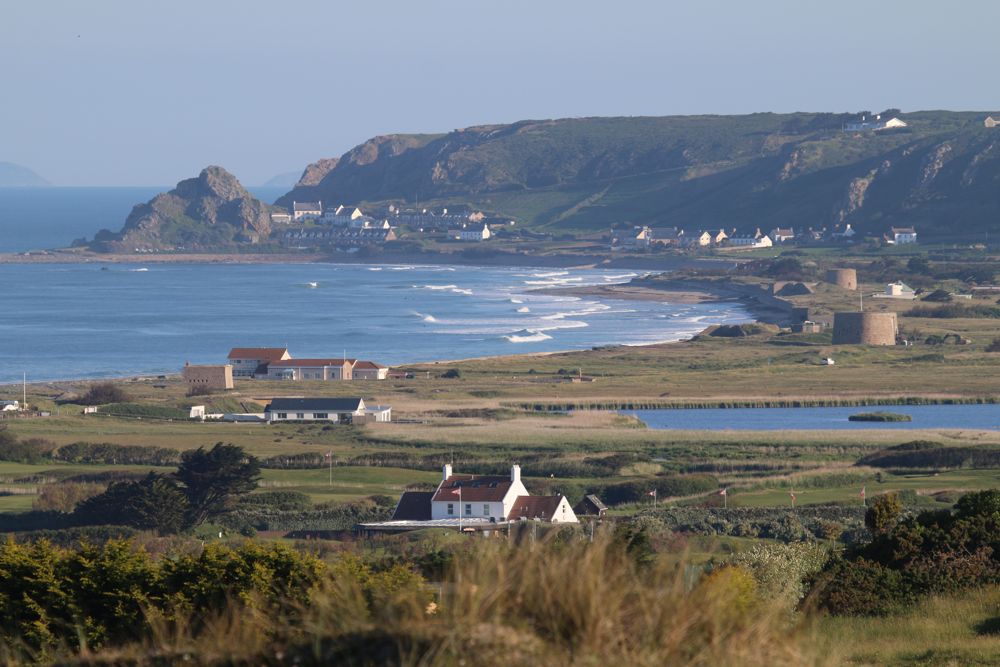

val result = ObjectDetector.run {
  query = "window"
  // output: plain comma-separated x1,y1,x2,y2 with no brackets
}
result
447,503,454,515
464,504,472,516
277,413,287,419
314,413,328,419
483,504,490,516
296,413,305,419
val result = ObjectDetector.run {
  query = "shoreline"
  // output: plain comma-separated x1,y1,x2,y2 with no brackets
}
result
0,259,789,388
0,248,739,272
530,278,796,327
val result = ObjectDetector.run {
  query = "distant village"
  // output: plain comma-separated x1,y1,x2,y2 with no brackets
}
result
612,223,917,252
269,202,504,250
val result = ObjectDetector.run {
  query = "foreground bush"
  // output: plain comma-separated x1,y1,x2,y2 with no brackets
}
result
0,534,833,666
0,539,325,659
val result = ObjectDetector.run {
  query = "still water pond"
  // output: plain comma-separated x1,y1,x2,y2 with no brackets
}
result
624,404,1000,431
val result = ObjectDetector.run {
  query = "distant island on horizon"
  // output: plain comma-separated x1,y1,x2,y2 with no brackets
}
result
0,161,49,187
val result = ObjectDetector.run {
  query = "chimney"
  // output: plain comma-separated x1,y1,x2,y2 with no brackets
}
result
511,464,521,484
443,463,452,482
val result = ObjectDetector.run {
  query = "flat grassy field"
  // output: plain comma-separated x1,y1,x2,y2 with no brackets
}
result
820,586,1000,665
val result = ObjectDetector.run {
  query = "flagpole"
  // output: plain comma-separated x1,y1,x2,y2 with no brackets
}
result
328,450,333,487
458,485,462,532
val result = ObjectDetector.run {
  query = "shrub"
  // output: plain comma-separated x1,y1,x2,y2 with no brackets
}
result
238,490,312,512
32,482,105,513
906,304,1000,319
865,493,903,537
441,368,462,379
812,488,1000,615
816,557,912,615
0,432,55,463
79,382,129,405
729,542,826,611
987,338,1000,352
0,539,325,654
53,441,181,466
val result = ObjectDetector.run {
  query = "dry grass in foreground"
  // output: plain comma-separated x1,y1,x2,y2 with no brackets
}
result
25,534,834,667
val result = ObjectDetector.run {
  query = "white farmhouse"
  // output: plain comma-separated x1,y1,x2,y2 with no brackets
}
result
450,223,491,241
890,226,917,244
376,464,579,530
292,201,323,221
769,227,795,243
322,205,364,226
263,397,391,423
845,115,908,132
727,229,773,249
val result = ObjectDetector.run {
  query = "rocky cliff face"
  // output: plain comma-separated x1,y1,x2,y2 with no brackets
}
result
295,158,339,187
99,166,271,250
277,112,1000,238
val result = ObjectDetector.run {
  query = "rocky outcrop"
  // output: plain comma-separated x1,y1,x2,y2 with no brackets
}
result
98,166,271,251
296,158,339,187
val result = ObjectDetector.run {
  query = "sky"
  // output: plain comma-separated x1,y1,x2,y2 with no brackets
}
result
3,0,999,186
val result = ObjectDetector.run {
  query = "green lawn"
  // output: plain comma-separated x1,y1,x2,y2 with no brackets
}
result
729,469,1000,508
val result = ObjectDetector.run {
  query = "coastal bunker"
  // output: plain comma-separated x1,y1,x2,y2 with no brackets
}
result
183,363,234,390
826,268,858,291
832,312,897,345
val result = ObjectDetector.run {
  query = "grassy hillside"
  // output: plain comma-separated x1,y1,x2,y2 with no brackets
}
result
279,111,1000,238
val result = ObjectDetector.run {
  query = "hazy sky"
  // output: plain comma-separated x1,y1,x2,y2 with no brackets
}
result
3,0,999,186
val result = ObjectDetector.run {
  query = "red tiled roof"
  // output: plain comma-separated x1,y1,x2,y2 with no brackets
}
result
353,360,387,370
431,475,512,502
228,347,288,361
268,358,355,368
507,495,564,521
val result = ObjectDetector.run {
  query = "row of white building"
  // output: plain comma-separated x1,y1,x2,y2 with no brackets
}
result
614,223,916,251
271,202,492,242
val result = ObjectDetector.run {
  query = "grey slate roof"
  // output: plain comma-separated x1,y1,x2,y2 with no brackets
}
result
265,398,363,412
391,491,434,521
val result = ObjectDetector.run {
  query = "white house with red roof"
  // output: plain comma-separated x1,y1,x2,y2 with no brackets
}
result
372,464,579,529
352,360,389,380
432,463,531,521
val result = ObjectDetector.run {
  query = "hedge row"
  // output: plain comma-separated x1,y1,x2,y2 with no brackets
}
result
630,506,869,543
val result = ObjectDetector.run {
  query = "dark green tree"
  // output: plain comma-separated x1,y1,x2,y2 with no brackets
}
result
175,443,260,527
955,490,1000,520
74,473,188,534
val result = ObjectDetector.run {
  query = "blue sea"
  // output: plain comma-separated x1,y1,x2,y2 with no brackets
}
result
0,187,752,383
0,186,287,253
0,263,751,383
